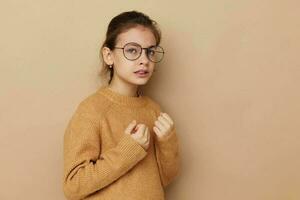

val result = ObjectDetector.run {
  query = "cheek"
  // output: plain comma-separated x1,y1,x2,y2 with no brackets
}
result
114,56,129,67
113,54,124,65
147,63,155,73
114,59,135,74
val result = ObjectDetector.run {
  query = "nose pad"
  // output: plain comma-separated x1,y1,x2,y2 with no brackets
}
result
139,49,150,63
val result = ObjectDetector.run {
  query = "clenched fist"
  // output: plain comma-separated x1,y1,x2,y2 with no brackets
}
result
153,112,175,141
125,120,150,151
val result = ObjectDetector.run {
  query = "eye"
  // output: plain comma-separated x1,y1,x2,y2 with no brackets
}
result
126,48,137,54
148,49,155,55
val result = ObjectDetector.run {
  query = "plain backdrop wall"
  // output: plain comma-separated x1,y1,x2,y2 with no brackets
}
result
1,0,299,199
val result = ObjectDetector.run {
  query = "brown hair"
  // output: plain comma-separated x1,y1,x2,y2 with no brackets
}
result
98,10,162,86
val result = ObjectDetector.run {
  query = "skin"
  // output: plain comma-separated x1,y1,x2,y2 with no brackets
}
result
102,25,175,149
102,25,155,97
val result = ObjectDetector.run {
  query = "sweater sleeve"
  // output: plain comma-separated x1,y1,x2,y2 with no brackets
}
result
152,103,181,189
63,102,148,200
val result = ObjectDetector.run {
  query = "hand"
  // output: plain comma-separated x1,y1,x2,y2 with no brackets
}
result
153,112,175,141
125,120,150,151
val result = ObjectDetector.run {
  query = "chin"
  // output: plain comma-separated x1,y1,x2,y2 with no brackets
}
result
134,79,149,86
131,74,152,85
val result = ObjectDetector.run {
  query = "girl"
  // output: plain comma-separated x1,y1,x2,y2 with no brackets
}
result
63,10,180,200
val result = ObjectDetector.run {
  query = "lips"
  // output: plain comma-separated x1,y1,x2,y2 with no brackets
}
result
134,69,149,74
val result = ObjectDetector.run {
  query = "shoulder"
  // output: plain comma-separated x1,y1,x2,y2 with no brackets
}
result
72,88,114,122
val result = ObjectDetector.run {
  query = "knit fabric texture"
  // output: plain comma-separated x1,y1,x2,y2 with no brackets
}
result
63,85,181,200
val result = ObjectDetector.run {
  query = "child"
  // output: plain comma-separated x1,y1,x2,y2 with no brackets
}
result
63,10,181,200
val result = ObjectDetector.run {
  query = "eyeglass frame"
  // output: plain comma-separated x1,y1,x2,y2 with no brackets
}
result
113,42,165,63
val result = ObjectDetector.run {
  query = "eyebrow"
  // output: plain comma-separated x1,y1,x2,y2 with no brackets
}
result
127,42,157,48
147,44,156,48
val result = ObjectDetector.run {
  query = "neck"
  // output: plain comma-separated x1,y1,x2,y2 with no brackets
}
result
97,85,147,108
107,82,139,97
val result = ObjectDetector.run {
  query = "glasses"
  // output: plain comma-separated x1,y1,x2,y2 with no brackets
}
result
114,42,165,63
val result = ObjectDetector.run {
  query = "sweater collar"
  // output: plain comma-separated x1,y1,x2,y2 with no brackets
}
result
97,86,148,107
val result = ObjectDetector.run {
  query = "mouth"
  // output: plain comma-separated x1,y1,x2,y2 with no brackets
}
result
134,69,149,74
134,69,150,77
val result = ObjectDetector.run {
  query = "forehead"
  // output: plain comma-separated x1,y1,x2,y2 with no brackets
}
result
116,26,157,47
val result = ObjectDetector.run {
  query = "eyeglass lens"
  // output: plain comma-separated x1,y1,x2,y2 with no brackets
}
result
123,43,164,62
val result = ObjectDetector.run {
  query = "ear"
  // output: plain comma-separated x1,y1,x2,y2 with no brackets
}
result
102,47,114,66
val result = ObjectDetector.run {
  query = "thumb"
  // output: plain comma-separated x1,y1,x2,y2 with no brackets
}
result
125,120,137,135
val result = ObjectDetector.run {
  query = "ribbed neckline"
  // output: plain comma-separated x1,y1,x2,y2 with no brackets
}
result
96,86,148,107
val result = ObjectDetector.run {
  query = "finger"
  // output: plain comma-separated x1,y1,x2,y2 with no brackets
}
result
157,116,171,130
153,126,163,138
125,120,137,134
154,120,167,132
136,124,146,138
144,126,150,141
147,127,150,137
131,132,138,140
146,127,150,141
147,127,150,138
142,128,148,143
146,135,150,146
141,124,147,137
161,113,174,126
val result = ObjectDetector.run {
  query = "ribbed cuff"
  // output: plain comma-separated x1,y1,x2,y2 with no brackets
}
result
116,133,148,164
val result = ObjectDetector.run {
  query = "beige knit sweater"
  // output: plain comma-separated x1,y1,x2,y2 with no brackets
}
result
63,86,181,200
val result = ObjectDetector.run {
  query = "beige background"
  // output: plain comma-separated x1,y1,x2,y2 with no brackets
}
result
1,0,299,199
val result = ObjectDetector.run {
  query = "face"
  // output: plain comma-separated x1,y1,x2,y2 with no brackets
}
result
103,25,157,87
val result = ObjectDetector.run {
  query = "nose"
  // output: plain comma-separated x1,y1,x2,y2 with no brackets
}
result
139,49,150,64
